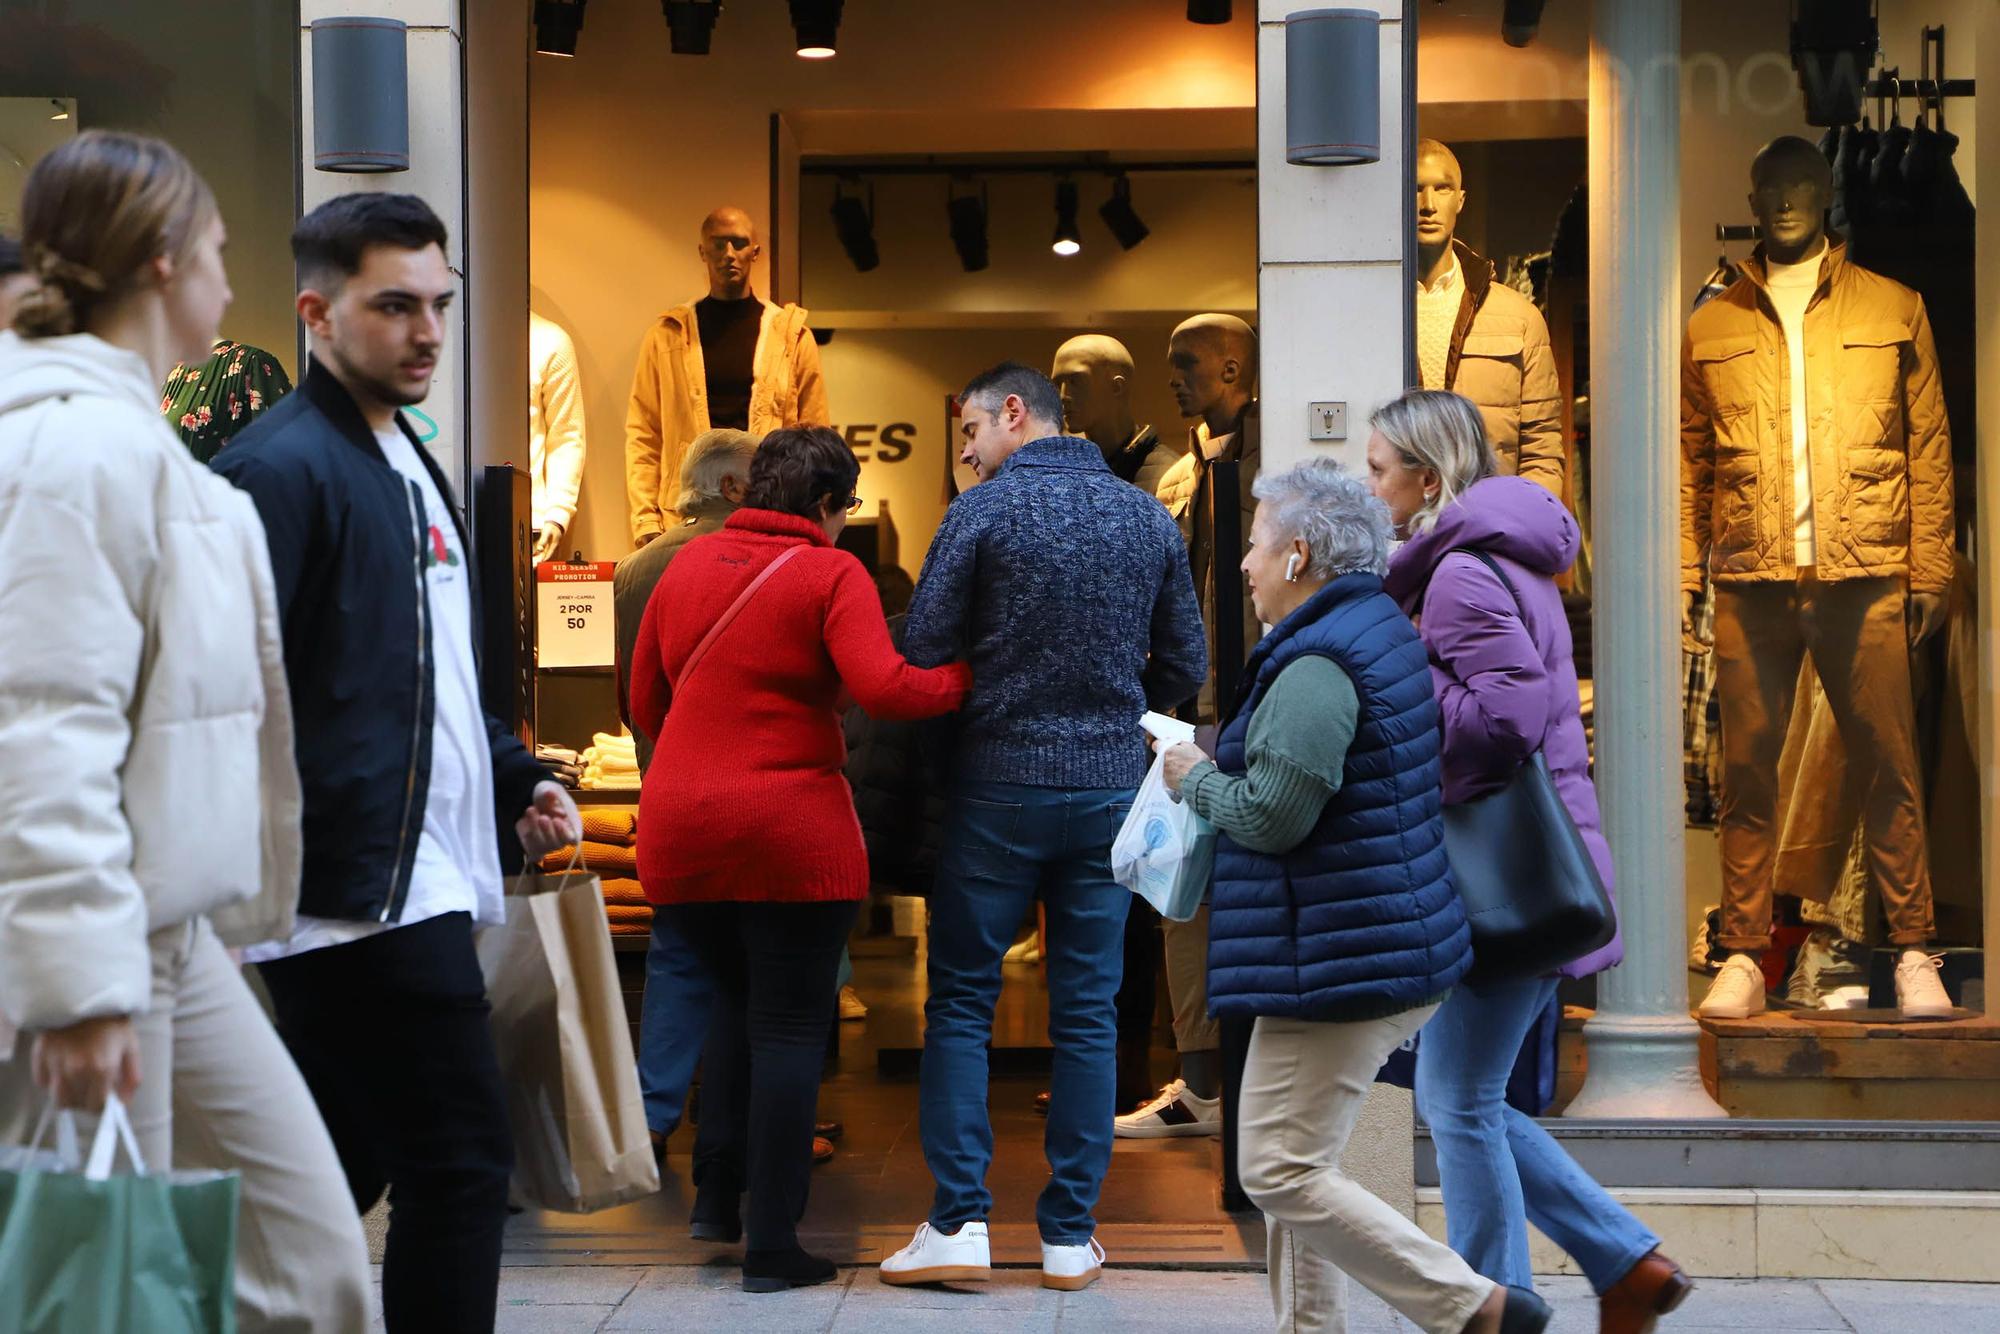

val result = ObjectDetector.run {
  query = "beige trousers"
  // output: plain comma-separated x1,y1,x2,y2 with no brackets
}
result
1,918,372,1333
1161,906,1220,1053
1239,1008,1493,1334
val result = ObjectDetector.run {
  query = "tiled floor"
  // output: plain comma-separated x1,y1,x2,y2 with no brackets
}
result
502,942,1253,1268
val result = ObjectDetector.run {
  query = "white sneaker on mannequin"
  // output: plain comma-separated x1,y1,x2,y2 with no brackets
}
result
1895,951,1953,1018
1697,953,1766,1019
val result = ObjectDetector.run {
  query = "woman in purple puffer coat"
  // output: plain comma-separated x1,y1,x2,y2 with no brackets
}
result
1367,390,1691,1334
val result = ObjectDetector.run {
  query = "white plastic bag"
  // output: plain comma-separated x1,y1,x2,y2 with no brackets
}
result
1111,715,1216,922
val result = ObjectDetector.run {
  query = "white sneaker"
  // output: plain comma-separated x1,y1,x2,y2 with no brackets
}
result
879,1221,990,1286
1114,1079,1221,1139
1895,951,1954,1018
838,985,869,1021
1697,953,1766,1019
1041,1236,1106,1291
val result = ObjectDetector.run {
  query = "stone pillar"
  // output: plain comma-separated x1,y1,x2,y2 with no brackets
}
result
1256,0,1426,1208
1564,0,1726,1119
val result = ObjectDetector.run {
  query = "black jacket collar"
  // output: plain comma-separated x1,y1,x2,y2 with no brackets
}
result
298,355,424,464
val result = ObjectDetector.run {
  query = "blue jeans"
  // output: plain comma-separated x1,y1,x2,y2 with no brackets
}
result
639,909,713,1137
920,780,1134,1245
1414,975,1661,1294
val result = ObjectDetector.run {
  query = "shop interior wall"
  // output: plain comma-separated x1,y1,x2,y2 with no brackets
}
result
0,3,300,376
529,0,1253,563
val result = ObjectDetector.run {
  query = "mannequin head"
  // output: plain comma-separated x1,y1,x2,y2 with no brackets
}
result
958,361,1063,481
1415,139,1466,271
1050,334,1137,450
1748,137,1833,266
699,207,760,301
1167,313,1257,437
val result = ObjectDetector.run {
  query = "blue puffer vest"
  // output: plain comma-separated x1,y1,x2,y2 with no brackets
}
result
1207,573,1473,1022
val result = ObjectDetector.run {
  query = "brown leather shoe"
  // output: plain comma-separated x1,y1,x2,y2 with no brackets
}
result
1599,1250,1692,1334
811,1135,835,1165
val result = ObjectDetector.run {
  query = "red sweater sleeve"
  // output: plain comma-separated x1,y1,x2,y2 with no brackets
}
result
630,578,671,746
821,559,970,720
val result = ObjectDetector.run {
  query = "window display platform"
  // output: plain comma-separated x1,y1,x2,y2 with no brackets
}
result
1697,1011,2000,1121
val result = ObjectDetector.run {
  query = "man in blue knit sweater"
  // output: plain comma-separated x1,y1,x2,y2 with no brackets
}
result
881,363,1206,1293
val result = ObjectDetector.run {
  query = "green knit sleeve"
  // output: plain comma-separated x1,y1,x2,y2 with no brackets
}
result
1180,656,1358,855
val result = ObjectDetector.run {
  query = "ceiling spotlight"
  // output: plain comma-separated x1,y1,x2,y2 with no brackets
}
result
1500,0,1546,48
1187,0,1232,23
791,0,843,58
534,0,586,56
48,99,69,122
663,0,721,55
831,181,879,272
1051,181,1082,258
1097,175,1150,250
947,181,990,273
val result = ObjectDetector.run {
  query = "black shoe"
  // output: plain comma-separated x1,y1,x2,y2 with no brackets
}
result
689,1183,742,1244
1499,1284,1552,1334
1033,1090,1050,1116
742,1246,838,1293
816,1120,845,1143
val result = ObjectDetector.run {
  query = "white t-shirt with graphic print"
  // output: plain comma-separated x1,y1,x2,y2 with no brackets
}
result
244,426,504,962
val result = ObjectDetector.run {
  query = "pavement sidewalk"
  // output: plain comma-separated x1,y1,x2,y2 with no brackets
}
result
387,1266,2000,1332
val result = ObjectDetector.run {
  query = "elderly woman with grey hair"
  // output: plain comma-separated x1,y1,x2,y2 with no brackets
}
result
1156,459,1545,1334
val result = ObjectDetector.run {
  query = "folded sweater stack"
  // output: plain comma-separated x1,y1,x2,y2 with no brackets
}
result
535,743,584,789
541,805,651,935
580,731,640,791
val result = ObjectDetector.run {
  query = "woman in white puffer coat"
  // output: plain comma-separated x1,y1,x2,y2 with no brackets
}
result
0,131,372,1332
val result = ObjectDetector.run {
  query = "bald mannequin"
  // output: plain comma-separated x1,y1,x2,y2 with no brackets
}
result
1167,314,1257,443
699,206,759,302
1051,334,1180,492
625,206,829,544
1411,138,1565,494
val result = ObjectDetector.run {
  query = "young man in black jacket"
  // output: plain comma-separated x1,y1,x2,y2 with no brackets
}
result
214,193,577,1333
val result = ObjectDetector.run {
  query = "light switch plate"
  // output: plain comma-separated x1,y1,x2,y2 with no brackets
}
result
1308,401,1347,441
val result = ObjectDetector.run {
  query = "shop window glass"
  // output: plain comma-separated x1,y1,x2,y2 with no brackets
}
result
0,3,300,391
1417,3,1985,1124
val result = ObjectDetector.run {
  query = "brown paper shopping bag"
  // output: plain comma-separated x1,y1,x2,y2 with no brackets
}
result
477,853,660,1213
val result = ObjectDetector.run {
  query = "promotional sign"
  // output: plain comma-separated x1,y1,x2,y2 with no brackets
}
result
536,561,616,668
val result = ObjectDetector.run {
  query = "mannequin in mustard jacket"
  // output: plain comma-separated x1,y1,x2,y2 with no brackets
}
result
624,207,829,546
1681,136,1953,1021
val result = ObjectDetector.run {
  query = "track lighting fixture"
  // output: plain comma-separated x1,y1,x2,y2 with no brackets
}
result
1789,0,1877,126
1097,175,1150,250
1500,0,1546,48
663,0,721,55
534,0,586,56
947,181,990,273
1051,181,1082,257
1187,0,1232,23
831,181,879,272
791,0,843,59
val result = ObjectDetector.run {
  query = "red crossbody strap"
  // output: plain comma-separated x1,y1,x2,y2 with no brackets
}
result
673,544,807,696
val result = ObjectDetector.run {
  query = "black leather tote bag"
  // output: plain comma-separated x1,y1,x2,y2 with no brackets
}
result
1432,550,1616,985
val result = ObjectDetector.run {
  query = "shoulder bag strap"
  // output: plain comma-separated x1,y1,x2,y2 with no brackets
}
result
673,544,808,696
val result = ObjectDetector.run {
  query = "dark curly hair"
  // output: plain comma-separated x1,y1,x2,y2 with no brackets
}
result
743,426,860,520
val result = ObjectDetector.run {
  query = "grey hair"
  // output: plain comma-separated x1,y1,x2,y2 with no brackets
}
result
1252,459,1394,580
1368,389,1495,535
675,427,758,512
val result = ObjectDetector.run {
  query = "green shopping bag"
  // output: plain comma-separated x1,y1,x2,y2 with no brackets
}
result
0,1093,239,1334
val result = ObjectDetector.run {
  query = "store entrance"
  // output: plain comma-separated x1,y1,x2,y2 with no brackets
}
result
511,3,1263,1261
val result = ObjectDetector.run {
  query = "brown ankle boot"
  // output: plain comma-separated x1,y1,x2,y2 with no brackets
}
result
1599,1250,1692,1333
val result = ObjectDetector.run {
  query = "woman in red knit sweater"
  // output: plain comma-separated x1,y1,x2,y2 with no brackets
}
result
630,426,970,1292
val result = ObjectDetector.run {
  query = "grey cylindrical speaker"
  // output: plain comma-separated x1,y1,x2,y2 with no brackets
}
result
1285,8,1381,166
312,17,410,173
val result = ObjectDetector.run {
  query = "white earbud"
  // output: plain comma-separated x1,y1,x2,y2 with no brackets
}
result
1284,553,1301,582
